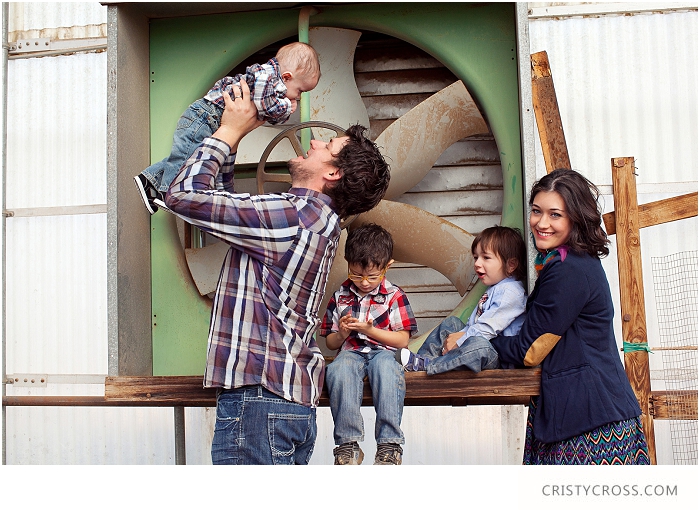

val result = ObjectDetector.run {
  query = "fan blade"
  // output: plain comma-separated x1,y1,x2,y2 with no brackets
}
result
351,200,475,296
376,80,489,201
184,241,229,296
308,27,370,141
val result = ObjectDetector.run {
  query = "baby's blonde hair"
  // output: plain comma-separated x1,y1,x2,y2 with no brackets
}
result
276,42,321,80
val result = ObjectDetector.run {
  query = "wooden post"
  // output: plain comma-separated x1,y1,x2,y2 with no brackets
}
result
531,51,571,172
611,157,657,464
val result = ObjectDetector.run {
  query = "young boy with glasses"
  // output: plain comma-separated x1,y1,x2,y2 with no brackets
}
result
320,223,417,465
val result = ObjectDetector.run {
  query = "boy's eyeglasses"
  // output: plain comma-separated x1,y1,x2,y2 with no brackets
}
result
347,266,388,283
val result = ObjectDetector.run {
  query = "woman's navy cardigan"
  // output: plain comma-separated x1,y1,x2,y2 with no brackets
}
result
491,250,642,443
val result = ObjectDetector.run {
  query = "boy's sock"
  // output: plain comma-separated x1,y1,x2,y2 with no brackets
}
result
395,348,431,372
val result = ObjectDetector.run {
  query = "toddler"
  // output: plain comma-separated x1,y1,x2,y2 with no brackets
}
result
397,225,526,374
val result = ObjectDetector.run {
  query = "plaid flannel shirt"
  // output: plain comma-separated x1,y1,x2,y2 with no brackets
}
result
319,278,418,353
203,58,292,125
166,136,340,407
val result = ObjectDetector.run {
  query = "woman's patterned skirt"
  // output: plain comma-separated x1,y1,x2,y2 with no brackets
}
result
523,396,651,465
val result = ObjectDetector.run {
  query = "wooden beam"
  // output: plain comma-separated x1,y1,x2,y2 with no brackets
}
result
611,157,657,464
531,51,571,172
603,191,698,235
650,391,698,420
103,369,542,407
105,376,214,406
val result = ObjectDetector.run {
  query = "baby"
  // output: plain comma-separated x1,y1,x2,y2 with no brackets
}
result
134,41,321,214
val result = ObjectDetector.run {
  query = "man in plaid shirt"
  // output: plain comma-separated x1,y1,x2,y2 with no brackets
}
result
165,81,390,464
135,42,321,214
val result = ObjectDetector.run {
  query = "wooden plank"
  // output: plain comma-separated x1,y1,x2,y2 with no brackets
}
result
602,192,698,235
105,376,214,406
650,391,698,420
612,157,657,464
104,370,541,407
531,51,571,172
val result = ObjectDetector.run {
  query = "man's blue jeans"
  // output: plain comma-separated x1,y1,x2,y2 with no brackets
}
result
142,98,222,192
417,316,500,375
211,385,317,465
325,349,406,445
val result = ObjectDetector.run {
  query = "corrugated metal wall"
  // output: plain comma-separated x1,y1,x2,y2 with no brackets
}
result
2,2,697,465
3,1,179,465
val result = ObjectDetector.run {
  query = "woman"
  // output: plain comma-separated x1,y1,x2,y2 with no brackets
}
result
491,169,650,464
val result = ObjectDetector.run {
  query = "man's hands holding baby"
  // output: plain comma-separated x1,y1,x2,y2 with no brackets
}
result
213,80,265,152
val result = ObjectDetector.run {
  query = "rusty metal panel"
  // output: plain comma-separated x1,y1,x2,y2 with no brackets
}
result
8,1,106,34
354,42,443,73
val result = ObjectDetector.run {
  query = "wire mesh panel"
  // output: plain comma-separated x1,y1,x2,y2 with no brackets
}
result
651,251,698,465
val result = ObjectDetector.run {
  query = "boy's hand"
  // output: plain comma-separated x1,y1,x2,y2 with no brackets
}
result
344,317,374,334
442,331,465,355
337,313,355,341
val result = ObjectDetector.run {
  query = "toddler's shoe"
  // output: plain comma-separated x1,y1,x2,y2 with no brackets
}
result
134,173,161,214
395,348,431,372
333,442,364,465
374,443,403,465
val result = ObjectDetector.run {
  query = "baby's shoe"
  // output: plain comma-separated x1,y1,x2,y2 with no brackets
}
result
134,173,161,214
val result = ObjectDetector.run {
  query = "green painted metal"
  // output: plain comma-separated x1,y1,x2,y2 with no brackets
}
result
298,7,313,150
149,2,523,374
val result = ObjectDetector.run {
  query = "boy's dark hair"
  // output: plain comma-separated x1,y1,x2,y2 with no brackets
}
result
472,226,527,282
344,223,394,269
529,169,610,258
324,125,390,220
